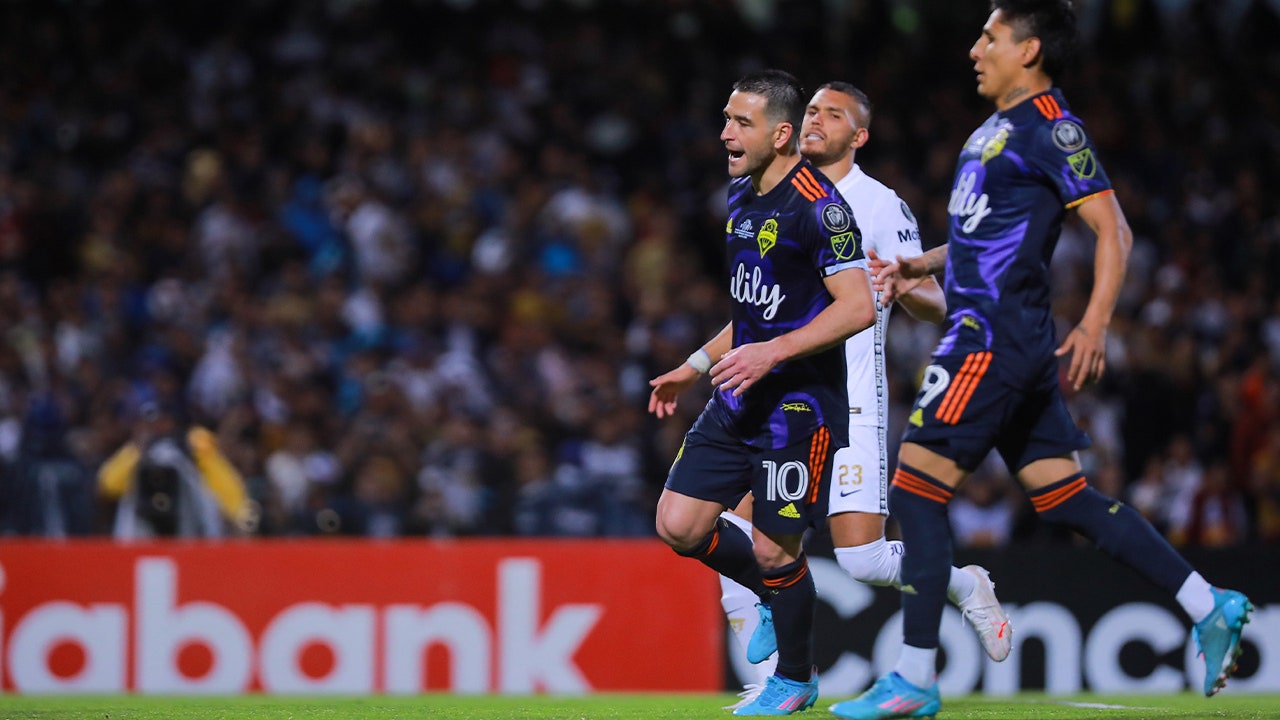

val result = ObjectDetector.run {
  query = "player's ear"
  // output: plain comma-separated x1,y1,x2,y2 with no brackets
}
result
852,126,870,150
773,121,794,150
1020,35,1043,71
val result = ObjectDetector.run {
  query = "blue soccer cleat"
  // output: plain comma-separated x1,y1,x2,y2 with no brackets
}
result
747,603,776,664
1193,587,1253,696
732,671,819,716
829,672,941,720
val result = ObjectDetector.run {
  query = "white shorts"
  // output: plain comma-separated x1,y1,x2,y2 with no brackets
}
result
829,424,887,516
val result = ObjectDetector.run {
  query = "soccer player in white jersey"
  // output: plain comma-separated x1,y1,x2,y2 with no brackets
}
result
720,82,1012,708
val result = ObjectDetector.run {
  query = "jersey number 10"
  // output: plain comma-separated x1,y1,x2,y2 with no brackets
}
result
762,460,810,502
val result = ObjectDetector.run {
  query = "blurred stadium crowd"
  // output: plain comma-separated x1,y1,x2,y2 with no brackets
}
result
1,0,1277,547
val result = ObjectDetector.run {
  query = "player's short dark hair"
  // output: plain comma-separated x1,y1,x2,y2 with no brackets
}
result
992,0,1078,81
733,69,806,137
816,81,874,128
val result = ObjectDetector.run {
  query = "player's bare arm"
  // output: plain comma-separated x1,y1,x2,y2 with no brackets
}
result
869,245,949,304
1054,192,1132,391
866,248,947,323
712,268,875,397
647,322,733,419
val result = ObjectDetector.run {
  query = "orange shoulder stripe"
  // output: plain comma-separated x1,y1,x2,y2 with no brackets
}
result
1033,96,1062,120
796,167,827,199
791,177,820,202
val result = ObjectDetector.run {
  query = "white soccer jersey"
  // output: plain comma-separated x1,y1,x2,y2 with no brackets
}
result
827,164,927,516
836,164,926,429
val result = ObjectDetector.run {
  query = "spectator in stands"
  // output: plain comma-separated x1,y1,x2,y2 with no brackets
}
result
97,400,250,538
0,0,1273,547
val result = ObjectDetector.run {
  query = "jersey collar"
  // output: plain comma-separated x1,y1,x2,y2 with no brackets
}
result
998,87,1068,121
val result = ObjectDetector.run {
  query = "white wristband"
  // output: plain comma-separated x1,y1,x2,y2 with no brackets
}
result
686,348,712,375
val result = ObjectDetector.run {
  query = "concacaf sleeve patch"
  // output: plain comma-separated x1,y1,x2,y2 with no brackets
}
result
822,203,851,233
1051,120,1086,152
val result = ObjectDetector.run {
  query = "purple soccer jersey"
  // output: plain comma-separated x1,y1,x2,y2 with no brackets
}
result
708,159,866,450
939,88,1113,367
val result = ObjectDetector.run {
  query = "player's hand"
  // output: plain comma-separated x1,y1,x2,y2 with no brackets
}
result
1055,322,1107,391
710,341,780,397
867,249,923,306
648,365,701,418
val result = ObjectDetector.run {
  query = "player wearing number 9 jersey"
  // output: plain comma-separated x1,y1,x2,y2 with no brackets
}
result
841,3,1253,717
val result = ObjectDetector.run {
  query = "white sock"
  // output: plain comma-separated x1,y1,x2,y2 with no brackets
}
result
1176,572,1215,624
946,566,978,606
835,538,902,587
834,539,978,609
895,644,937,689
721,572,760,659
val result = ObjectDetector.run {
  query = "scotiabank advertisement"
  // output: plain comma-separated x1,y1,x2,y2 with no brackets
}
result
4,540,1277,696
0,539,723,694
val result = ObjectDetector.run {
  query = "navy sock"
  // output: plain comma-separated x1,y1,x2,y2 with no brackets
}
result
761,555,815,682
889,464,956,650
1031,474,1193,595
677,516,766,597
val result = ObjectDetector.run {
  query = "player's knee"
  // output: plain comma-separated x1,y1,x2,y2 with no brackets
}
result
835,538,902,587
655,495,710,552
656,517,701,553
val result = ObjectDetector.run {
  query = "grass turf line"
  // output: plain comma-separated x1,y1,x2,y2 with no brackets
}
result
1,693,1278,719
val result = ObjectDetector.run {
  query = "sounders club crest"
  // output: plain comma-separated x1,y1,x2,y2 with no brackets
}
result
757,218,778,257
981,128,1009,164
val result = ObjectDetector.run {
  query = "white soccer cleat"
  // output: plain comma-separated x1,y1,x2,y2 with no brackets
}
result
957,565,1012,662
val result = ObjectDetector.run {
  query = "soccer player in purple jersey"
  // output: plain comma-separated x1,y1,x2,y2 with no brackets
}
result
648,69,876,716
719,83,1013,713
833,2,1253,718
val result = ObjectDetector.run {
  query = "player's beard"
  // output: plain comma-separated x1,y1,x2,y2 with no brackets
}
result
800,136,848,168
730,145,771,179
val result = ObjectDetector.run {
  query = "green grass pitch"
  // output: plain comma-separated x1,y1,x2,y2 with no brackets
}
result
1,693,1278,719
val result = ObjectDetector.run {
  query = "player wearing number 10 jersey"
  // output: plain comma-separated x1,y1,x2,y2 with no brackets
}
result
649,69,876,715
716,83,1013,711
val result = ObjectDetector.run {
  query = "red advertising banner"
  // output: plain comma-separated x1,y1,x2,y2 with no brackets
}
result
0,539,722,694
